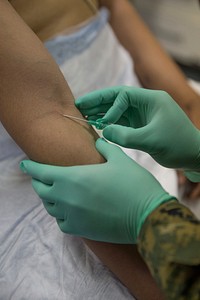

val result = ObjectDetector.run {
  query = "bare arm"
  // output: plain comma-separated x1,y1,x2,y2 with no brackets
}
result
0,0,102,166
0,1,164,299
100,0,200,129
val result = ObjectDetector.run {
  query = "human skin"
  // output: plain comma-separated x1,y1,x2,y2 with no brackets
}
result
0,1,164,299
9,0,99,41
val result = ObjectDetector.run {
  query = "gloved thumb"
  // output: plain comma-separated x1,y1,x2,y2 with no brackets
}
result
95,138,125,161
20,160,54,185
102,124,149,151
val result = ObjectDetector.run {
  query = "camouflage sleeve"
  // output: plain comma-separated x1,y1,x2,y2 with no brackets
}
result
137,200,200,300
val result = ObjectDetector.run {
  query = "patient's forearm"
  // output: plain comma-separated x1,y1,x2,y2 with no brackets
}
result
0,1,163,299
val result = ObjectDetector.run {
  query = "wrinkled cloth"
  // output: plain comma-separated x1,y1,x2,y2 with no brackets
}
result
0,9,178,299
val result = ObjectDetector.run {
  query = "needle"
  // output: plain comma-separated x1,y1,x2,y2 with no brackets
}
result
62,114,109,130
63,114,90,123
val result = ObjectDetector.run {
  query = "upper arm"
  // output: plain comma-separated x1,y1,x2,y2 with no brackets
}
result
0,0,104,166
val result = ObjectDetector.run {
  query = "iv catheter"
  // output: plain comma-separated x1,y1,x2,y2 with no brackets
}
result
62,114,110,130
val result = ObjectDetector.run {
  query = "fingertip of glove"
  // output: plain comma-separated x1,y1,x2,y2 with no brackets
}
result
19,160,28,174
75,98,81,108
102,125,114,139
96,137,112,154
95,137,107,147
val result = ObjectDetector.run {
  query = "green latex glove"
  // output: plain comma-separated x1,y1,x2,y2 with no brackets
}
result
20,139,175,244
76,87,200,180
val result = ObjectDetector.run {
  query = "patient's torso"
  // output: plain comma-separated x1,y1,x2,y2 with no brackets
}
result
9,0,99,41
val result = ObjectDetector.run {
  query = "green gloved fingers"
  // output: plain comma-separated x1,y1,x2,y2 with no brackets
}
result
102,124,151,150
77,86,200,172
75,86,126,121
76,86,119,109
20,138,175,244
20,160,63,217
100,88,200,170
20,160,55,185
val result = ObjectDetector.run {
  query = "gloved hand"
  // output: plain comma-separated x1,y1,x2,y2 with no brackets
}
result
76,86,200,177
20,139,175,244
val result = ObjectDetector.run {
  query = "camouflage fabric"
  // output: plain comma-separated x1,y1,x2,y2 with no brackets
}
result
138,200,200,300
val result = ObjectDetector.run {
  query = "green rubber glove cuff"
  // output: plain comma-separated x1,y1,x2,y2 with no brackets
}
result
136,194,177,240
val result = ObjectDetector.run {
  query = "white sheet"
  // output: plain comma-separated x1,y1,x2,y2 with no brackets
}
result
0,9,178,299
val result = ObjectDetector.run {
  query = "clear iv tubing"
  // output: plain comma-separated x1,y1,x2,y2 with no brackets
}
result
62,114,110,130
